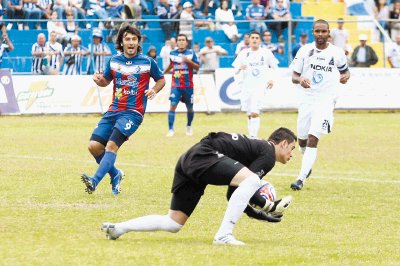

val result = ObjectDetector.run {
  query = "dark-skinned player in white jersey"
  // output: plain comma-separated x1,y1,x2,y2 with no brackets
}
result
102,127,296,245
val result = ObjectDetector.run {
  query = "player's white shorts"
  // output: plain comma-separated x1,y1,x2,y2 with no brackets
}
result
240,87,264,114
297,101,335,140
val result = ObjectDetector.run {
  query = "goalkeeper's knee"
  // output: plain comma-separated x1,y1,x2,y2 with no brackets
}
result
162,215,183,233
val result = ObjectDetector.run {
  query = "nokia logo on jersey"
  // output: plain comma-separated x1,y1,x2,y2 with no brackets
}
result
310,64,333,72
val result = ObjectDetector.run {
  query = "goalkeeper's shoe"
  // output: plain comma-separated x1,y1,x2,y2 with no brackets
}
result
81,174,96,194
101,223,122,240
213,233,245,246
269,195,293,214
290,179,303,191
110,169,124,195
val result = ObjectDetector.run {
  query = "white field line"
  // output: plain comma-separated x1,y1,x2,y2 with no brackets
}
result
1,154,399,184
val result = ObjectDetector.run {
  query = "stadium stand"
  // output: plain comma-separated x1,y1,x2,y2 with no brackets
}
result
0,0,388,72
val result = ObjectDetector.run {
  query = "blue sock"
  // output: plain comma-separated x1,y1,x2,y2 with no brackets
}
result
187,111,194,126
168,110,175,130
95,153,119,178
92,151,117,185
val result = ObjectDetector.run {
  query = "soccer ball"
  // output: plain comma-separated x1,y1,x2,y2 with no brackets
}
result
254,180,276,211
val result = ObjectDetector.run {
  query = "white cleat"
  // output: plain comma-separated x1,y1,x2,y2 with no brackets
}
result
101,223,122,240
166,129,174,137
186,126,193,136
213,233,245,246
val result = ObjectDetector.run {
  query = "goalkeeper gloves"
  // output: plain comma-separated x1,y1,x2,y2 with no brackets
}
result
245,205,282,223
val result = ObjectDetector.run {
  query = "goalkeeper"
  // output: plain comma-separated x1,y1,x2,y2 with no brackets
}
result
102,128,296,246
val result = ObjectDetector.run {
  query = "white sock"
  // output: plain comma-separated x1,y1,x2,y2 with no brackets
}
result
248,117,260,138
299,146,306,154
115,215,182,234
298,147,317,182
215,175,260,237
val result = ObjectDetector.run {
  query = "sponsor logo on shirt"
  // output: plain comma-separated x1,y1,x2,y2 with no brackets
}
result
310,64,332,72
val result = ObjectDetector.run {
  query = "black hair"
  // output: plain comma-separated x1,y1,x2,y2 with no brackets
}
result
115,23,142,53
313,19,330,30
268,127,297,144
219,0,229,10
177,33,188,42
249,31,262,38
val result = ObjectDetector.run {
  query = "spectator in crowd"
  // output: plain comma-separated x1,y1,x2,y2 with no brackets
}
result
70,0,87,28
262,30,280,54
46,30,64,75
235,33,250,56
199,36,228,72
157,0,178,40
23,0,44,29
147,45,157,60
292,32,308,58
64,9,79,38
377,0,390,36
269,0,289,9
215,0,242,42
53,0,75,20
387,34,400,67
87,28,111,74
193,41,200,59
7,0,24,30
123,0,143,28
36,0,52,20
63,35,89,75
330,18,349,53
268,0,291,40
0,24,14,68
179,2,213,46
350,34,378,67
47,11,69,48
106,0,123,18
389,1,400,40
231,0,243,16
86,0,109,28
31,33,48,74
246,0,267,34
160,37,177,70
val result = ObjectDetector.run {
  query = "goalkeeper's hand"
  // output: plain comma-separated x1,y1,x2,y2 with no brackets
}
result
245,205,282,223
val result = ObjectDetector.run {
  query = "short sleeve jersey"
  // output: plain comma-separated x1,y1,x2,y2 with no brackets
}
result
246,4,266,19
290,42,348,102
103,53,164,115
169,49,199,89
232,47,279,89
205,132,276,178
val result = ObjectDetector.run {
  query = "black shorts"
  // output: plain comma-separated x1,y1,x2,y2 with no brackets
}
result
170,157,244,217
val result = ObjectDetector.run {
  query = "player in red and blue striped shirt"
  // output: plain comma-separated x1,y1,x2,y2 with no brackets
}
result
81,24,165,195
163,34,199,137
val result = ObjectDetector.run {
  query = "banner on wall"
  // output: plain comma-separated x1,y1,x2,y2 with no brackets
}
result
0,69,20,114
11,74,221,114
215,68,400,110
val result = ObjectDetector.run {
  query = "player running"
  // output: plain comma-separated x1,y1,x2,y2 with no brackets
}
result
81,24,165,195
233,31,279,139
102,127,296,245
163,34,199,137
289,19,350,190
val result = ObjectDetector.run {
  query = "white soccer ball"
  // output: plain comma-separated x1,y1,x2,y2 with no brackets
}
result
254,180,276,211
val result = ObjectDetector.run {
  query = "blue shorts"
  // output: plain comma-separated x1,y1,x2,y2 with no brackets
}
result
169,88,194,109
92,110,143,142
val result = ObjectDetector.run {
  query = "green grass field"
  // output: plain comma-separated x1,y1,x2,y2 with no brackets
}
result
0,112,399,265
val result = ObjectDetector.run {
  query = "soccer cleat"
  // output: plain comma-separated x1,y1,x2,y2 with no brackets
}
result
186,126,193,136
101,223,122,240
81,174,96,194
110,169,124,195
213,234,245,246
290,179,304,191
166,129,174,137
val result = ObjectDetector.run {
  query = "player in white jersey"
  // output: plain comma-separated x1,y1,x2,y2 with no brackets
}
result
45,31,64,75
232,31,279,139
289,19,350,190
